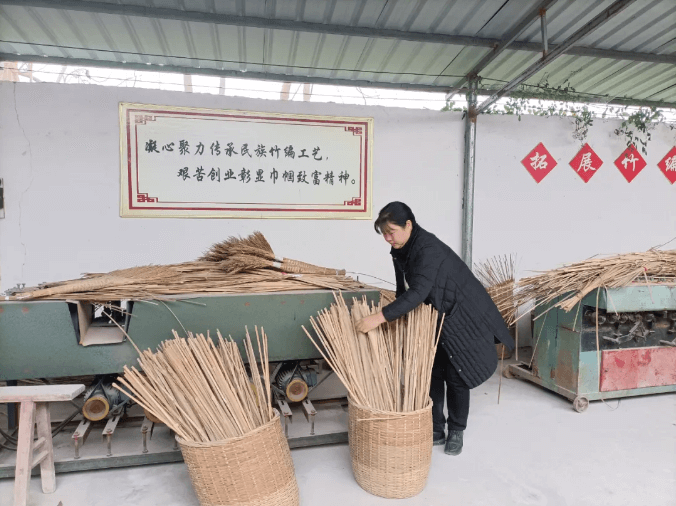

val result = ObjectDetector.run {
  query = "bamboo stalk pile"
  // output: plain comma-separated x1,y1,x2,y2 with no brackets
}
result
303,295,442,412
475,255,516,325
515,249,676,314
204,233,346,276
10,232,363,301
113,327,273,443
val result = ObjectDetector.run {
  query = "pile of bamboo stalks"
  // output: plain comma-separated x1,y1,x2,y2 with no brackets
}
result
303,296,441,412
113,327,272,443
475,255,516,325
204,232,346,276
10,232,362,301
515,249,676,314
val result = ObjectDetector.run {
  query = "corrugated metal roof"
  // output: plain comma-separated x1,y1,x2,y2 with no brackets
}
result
0,0,674,107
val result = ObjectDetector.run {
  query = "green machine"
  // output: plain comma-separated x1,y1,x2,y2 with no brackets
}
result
0,288,379,476
506,285,676,412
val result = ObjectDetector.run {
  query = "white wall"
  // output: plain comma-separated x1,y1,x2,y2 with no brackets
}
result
473,114,676,278
2,82,675,296
0,82,464,291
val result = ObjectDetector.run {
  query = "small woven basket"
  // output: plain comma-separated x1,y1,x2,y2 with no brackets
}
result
177,413,299,506
348,398,433,499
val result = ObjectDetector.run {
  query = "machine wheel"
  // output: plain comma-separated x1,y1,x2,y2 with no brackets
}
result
144,407,163,424
573,396,589,413
502,366,515,379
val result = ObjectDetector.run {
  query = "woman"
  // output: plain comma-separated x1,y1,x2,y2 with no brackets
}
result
355,202,514,456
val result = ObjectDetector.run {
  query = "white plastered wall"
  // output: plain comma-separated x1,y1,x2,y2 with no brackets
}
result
0,82,464,292
473,114,676,275
1,82,675,308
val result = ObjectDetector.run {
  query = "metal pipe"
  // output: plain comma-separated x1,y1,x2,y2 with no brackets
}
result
540,9,548,57
461,78,478,267
447,0,558,97
1,51,674,110
476,0,638,114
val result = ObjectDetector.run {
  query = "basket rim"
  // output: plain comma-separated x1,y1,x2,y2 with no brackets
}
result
347,396,432,416
176,411,280,448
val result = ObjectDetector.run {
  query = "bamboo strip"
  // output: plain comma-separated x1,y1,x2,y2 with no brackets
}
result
113,326,273,443
302,295,440,413
514,249,676,317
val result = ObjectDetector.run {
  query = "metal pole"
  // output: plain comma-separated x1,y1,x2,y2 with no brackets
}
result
461,78,478,268
476,0,638,114
540,9,548,57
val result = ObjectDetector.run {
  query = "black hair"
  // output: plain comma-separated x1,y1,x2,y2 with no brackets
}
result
374,201,416,234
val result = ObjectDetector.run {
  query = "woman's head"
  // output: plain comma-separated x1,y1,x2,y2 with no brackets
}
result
374,202,416,249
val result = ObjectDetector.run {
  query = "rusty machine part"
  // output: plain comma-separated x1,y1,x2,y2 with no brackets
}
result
505,286,676,413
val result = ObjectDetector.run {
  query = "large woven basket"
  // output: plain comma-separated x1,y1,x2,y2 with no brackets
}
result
177,413,299,506
348,398,433,499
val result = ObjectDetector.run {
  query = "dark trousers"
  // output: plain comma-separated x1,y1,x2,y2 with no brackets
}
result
430,346,470,433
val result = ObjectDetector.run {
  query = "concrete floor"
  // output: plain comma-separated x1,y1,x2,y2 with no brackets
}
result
1,365,675,506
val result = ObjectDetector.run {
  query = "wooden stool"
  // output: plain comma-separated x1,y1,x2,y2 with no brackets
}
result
0,384,85,506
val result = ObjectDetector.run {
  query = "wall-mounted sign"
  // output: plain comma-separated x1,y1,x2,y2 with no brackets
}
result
569,143,603,183
521,142,557,183
614,144,646,183
658,147,676,185
119,103,373,219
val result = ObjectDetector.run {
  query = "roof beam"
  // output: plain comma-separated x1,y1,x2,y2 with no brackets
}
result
476,0,638,114
0,52,472,93
446,0,558,98
1,0,674,66
2,52,674,110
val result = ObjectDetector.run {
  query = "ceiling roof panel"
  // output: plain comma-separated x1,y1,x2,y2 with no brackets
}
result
0,0,673,108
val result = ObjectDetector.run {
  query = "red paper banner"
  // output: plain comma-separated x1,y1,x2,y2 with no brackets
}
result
614,144,646,183
521,142,557,183
569,143,603,183
658,146,676,185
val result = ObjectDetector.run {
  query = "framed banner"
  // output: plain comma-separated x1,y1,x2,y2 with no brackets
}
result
119,103,373,219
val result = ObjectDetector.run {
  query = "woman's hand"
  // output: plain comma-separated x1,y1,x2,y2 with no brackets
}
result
355,312,386,334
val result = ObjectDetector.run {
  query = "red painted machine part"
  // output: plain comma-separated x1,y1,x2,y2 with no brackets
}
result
600,347,676,392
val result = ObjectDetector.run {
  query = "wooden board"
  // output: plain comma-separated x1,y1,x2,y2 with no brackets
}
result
0,385,85,403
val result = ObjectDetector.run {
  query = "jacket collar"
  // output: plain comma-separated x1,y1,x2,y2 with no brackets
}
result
390,223,421,264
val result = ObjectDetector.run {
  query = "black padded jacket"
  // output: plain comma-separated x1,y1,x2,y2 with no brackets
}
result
381,225,514,389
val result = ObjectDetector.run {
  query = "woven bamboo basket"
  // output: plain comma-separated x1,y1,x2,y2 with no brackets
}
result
348,398,433,499
177,413,299,506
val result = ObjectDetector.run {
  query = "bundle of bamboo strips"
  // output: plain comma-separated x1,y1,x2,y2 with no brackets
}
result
12,232,355,301
515,249,676,315
113,327,273,443
475,255,516,325
379,289,396,305
202,231,345,275
199,232,274,262
303,295,442,412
